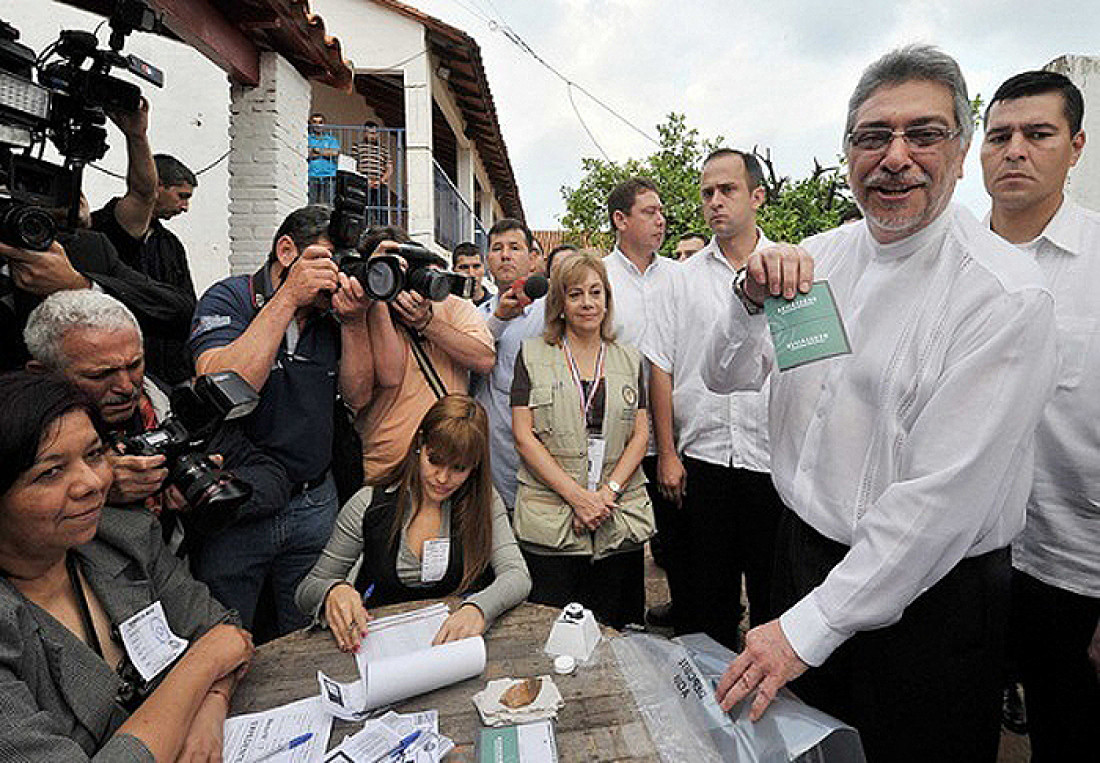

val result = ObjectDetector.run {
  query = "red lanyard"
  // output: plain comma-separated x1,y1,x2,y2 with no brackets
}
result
562,339,605,424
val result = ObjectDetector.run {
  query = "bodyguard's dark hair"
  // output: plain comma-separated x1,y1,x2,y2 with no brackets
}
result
0,371,102,496
154,154,198,188
452,241,482,267
702,148,765,190
358,224,411,256
607,177,659,230
268,205,332,262
845,45,973,147
986,70,1084,134
487,218,534,250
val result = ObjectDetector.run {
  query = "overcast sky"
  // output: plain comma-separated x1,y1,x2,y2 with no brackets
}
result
406,0,1099,230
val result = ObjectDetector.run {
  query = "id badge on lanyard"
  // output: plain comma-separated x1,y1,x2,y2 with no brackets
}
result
564,340,606,492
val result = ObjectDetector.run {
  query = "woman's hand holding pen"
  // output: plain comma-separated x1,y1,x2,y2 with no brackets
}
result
323,582,373,653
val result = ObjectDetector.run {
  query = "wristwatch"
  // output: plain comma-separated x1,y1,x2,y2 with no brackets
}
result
607,480,624,498
733,268,764,316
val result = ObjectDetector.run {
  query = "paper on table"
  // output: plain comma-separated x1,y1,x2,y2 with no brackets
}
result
357,634,486,709
318,603,485,716
224,696,332,763
322,711,453,763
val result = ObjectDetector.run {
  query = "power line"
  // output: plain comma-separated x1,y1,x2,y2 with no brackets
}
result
441,0,658,155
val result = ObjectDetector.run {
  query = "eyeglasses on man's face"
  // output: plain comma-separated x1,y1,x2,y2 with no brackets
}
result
847,125,962,152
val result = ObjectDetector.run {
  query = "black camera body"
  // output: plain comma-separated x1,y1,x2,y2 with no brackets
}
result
325,169,475,303
0,2,164,250
118,372,259,533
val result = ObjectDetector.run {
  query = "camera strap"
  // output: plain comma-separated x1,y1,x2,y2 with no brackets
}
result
403,326,448,400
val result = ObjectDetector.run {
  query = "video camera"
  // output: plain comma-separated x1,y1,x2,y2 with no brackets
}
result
0,1,165,250
326,169,474,302
117,371,258,534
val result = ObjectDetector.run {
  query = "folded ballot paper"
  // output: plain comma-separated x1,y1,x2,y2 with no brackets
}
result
318,603,486,721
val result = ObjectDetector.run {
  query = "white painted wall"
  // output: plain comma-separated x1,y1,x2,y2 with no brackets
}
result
4,1,232,294
1047,56,1100,213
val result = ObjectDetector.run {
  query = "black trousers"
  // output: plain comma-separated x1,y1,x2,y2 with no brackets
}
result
678,457,782,650
521,547,645,631
1011,569,1100,762
774,508,1010,763
643,455,691,631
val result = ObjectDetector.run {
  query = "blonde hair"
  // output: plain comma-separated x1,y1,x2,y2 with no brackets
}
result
543,249,616,346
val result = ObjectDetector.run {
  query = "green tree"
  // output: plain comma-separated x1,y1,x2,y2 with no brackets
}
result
560,113,856,253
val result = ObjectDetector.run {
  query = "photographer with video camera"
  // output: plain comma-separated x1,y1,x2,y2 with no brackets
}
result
189,204,399,639
0,12,193,376
23,291,289,564
352,224,495,485
90,94,200,385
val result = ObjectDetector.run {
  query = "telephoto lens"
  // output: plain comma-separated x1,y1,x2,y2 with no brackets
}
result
0,200,57,251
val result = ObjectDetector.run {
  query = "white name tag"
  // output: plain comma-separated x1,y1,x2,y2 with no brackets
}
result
118,601,189,682
421,538,451,583
587,436,606,492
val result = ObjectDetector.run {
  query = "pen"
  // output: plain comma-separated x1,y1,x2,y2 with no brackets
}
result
370,730,422,762
244,732,313,763
362,582,376,604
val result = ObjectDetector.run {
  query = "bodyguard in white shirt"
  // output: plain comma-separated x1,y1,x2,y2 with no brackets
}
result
705,46,1057,763
981,70,1099,762
643,149,782,648
601,178,683,630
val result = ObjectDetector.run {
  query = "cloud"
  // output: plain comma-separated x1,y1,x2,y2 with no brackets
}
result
415,0,1098,227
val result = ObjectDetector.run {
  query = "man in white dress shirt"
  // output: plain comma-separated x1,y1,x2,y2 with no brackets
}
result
600,178,684,630
643,150,782,647
704,46,1057,762
981,69,1099,762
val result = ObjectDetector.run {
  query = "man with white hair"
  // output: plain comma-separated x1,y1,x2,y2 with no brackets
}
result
23,291,289,594
703,46,1057,761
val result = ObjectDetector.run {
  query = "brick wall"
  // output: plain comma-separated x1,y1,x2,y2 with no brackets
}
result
228,52,311,274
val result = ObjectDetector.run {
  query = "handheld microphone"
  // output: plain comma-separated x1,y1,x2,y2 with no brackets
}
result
522,274,549,300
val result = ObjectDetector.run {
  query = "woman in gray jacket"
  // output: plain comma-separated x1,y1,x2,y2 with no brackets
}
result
0,371,253,762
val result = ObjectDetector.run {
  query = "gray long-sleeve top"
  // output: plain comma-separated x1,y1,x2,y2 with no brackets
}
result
295,486,531,626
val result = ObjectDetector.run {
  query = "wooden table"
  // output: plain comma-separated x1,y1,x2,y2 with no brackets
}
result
231,600,660,761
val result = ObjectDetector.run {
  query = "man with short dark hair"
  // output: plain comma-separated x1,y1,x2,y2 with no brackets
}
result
453,241,491,306
981,69,1099,761
188,205,382,637
704,46,1057,761
475,218,546,511
91,99,200,384
644,153,781,644
546,244,576,277
674,233,707,261
354,121,395,225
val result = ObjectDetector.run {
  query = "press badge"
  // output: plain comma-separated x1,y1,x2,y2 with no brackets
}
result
586,436,606,491
421,538,451,583
118,601,189,682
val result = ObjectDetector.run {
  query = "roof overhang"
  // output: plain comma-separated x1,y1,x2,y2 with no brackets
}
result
55,0,353,90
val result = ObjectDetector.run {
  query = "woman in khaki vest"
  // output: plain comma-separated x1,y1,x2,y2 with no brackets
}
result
511,251,654,629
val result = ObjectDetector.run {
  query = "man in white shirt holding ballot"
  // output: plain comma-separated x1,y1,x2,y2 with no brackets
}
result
981,69,1100,761
702,45,1057,762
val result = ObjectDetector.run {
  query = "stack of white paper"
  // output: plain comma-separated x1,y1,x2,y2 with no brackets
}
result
318,603,486,719
322,710,453,763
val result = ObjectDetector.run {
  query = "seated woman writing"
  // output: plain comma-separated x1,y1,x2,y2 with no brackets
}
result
296,395,530,651
0,371,253,762
511,250,654,630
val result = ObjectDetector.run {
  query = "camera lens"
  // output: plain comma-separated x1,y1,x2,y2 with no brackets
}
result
364,255,404,301
0,202,57,251
408,267,452,302
170,453,251,534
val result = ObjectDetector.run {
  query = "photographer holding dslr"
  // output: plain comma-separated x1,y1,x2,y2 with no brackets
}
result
352,225,494,485
189,205,394,638
23,291,289,563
